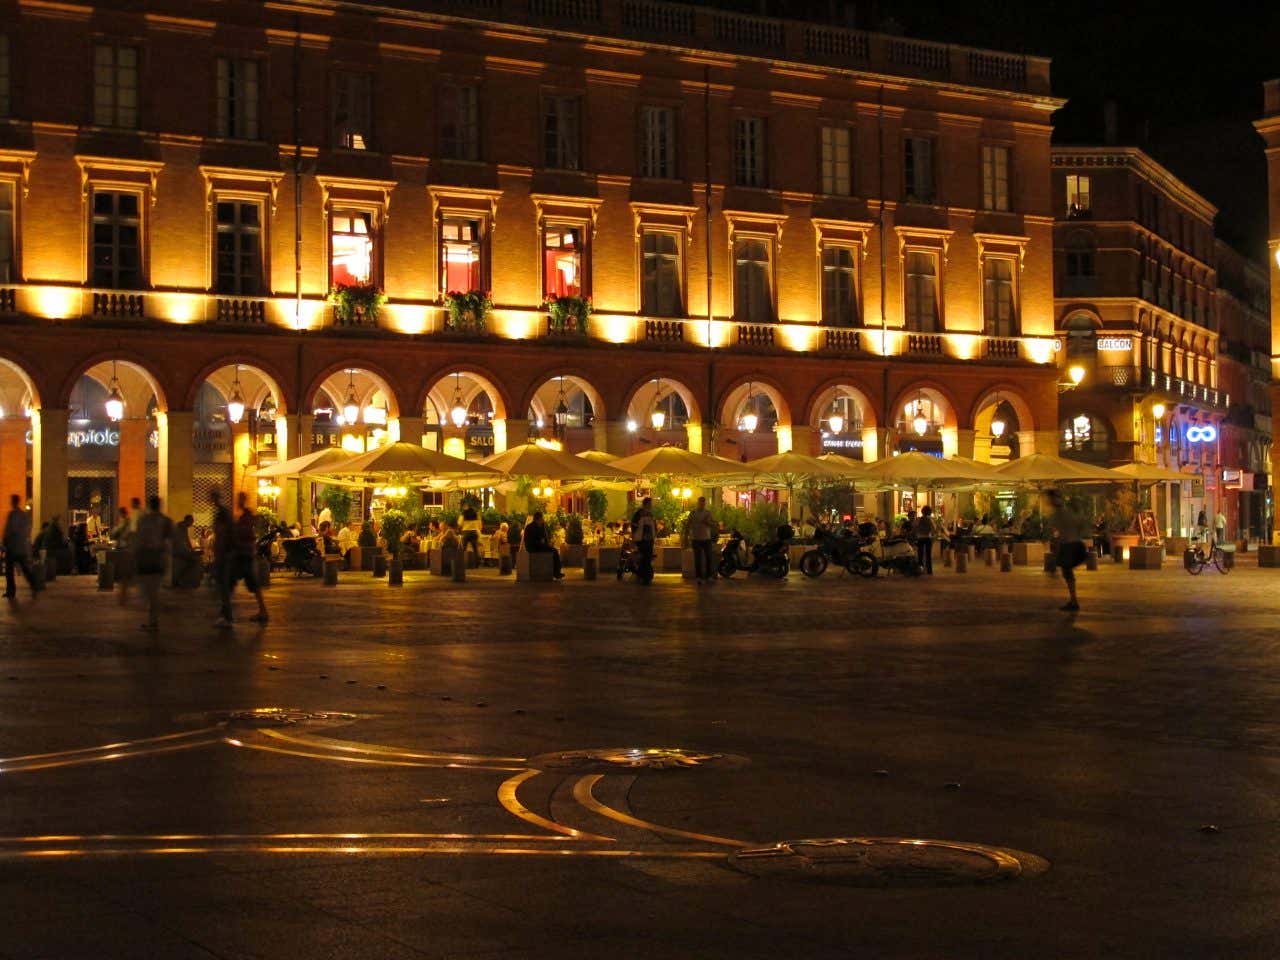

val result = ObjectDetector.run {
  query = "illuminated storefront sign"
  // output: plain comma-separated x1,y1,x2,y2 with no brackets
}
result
1187,425,1217,443
1097,337,1133,351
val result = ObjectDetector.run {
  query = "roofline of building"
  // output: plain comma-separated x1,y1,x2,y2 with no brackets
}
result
1050,145,1218,223
295,0,1066,109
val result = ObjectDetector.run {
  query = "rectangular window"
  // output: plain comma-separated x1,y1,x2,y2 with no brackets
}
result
903,136,935,204
640,106,676,179
821,245,858,326
333,72,373,150
544,226,582,298
903,250,938,332
543,95,581,170
1066,174,1091,216
641,230,681,317
93,45,138,128
734,117,766,188
0,181,12,282
216,58,259,140
982,145,1010,212
983,258,1017,336
0,35,10,118
821,126,851,196
215,200,262,295
439,84,479,161
91,190,142,289
330,210,374,287
733,237,773,322
440,217,482,294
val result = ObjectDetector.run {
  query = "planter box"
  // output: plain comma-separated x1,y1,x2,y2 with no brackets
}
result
1128,544,1164,570
516,549,555,582
560,544,586,568
1164,536,1189,558
430,546,456,577
1257,545,1280,568
659,546,683,572
345,545,362,571
589,546,620,574
1012,541,1045,567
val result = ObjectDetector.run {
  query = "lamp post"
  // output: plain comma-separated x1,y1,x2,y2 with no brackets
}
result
104,361,125,422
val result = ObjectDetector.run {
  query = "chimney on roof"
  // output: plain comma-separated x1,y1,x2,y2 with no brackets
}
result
1103,101,1118,145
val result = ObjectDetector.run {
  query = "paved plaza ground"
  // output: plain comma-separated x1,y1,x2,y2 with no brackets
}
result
1,554,1279,958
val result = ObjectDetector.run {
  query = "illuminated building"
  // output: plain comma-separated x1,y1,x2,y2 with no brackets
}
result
0,0,1065,525
1255,79,1280,542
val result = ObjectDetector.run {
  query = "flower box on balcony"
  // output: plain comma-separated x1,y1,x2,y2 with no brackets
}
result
545,295,591,336
443,289,491,333
329,283,386,326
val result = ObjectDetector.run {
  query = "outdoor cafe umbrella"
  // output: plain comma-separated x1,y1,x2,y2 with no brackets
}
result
480,442,634,483
576,449,620,464
249,446,357,478
609,445,751,482
993,452,1128,486
746,451,866,515
864,451,1004,489
318,442,501,486
1110,462,1190,483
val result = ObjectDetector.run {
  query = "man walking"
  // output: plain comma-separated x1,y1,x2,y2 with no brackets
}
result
631,496,656,574
134,496,174,633
913,505,936,575
231,491,269,624
1214,509,1227,547
211,489,235,627
686,496,716,585
1048,489,1087,612
3,494,38,600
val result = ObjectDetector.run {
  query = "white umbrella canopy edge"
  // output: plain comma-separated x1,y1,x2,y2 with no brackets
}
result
992,452,1129,485
479,442,635,482
250,446,358,478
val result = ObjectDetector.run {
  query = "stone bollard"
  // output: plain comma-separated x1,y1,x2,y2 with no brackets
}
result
583,557,598,581
373,553,387,577
954,550,968,573
499,553,512,576
943,548,952,568
1085,548,1099,571
323,557,341,586
984,548,996,567
452,556,466,582
1044,553,1056,573
388,559,404,587
1222,549,1236,569
999,553,1013,572
97,555,115,591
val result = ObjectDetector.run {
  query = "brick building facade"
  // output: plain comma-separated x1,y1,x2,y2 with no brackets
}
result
0,0,1065,525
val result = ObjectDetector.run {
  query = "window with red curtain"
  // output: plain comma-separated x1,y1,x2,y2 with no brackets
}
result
543,226,581,298
330,210,374,287
441,217,481,293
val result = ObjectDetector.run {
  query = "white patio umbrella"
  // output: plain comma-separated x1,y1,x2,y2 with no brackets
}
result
993,453,1129,486
576,449,620,465
609,445,751,482
864,451,1004,489
250,446,357,478
1110,462,1190,483
317,442,501,486
480,442,633,483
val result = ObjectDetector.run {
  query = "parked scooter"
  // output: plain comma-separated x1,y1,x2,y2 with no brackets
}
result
799,523,877,578
855,520,921,577
718,525,792,579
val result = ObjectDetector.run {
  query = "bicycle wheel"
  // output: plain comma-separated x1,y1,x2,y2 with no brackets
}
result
1184,549,1204,575
1213,549,1229,574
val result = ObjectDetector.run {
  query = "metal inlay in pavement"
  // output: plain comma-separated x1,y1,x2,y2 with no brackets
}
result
527,746,749,772
728,838,1050,886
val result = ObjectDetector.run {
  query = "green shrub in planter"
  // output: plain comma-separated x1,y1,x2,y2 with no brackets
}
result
379,510,408,554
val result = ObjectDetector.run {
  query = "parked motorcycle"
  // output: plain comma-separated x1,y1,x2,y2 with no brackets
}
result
718,526,791,579
616,537,654,584
799,523,877,578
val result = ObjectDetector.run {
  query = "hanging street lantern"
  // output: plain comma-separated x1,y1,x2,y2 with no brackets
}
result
104,362,125,422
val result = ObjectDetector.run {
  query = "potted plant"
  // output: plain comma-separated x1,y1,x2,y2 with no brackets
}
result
443,290,492,332
329,282,387,325
561,514,586,568
545,294,591,335
319,485,353,526
380,509,408,586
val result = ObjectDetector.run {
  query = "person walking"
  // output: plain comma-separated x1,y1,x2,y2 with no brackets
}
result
460,504,482,566
522,511,563,579
210,489,235,627
231,491,269,624
134,496,174,633
913,505,936,575
631,497,656,572
686,496,716,585
1196,508,1208,543
1047,489,1087,612
3,494,38,600
1214,509,1227,547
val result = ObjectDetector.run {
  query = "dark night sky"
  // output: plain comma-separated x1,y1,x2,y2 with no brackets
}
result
759,1,1280,256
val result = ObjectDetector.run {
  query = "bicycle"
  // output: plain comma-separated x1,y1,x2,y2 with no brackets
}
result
1184,541,1228,575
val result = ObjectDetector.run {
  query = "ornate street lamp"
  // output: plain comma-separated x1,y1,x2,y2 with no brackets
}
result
650,380,666,431
342,370,360,425
449,372,468,428
911,397,929,437
104,362,125,422
226,366,246,425
989,395,1006,439
740,381,758,433
553,378,569,440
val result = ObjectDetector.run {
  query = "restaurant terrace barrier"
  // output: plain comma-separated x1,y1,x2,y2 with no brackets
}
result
1085,549,1098,571
1256,545,1280,567
373,553,387,577
659,546,684,572
954,550,967,573
1012,542,1044,567
589,546,621,573
97,554,114,591
999,553,1013,572
452,558,465,582
1128,545,1163,570
516,549,555,582
1164,536,1189,558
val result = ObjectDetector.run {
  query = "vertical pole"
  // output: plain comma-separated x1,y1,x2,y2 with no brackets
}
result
704,66,715,456
293,21,303,330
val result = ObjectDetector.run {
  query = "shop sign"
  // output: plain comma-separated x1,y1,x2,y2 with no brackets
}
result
1223,469,1245,490
821,437,864,450
1097,337,1133,351
1190,475,1205,498
68,428,120,448
1187,425,1217,443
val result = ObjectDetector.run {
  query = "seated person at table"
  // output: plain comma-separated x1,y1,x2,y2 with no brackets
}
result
357,520,377,553
522,511,564,579
336,522,356,558
971,514,998,549
440,522,460,552
401,528,421,555
317,520,341,555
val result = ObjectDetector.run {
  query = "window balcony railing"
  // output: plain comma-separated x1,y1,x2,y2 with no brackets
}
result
906,333,944,355
643,318,685,343
215,297,267,325
735,322,776,348
983,337,1020,360
92,291,146,319
822,328,861,352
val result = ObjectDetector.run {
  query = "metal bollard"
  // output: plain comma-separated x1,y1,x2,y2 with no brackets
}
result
373,553,386,578
97,556,115,591
452,556,466,582
984,548,996,567
583,557,598,581
954,550,968,573
1085,548,1099,571
323,558,340,586
999,553,1013,572
942,547,952,567
499,553,512,576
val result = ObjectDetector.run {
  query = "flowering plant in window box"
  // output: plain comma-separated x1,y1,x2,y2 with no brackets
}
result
329,282,387,324
545,295,591,335
443,289,491,332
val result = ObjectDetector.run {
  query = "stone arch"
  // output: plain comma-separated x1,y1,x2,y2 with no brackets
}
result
969,383,1036,434
418,364,511,423
804,378,879,431
61,353,169,413
184,356,291,416
622,373,702,426
521,369,607,425
716,374,792,429
0,355,40,418
304,360,402,420
890,380,960,432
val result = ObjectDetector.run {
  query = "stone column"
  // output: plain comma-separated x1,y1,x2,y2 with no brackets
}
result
594,419,632,457
495,417,529,454
159,411,194,521
860,425,884,463
116,418,149,511
33,408,68,528
394,416,424,446
1021,430,1058,457
684,421,704,454
229,420,251,507
786,425,818,456
0,418,27,504
954,428,976,459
